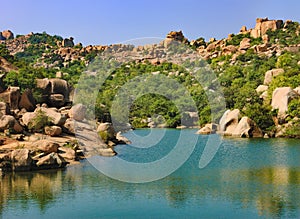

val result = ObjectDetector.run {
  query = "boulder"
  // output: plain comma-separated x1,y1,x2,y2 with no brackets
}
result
196,126,212,135
62,37,74,47
256,85,268,93
0,102,10,117
44,126,62,137
263,68,284,85
116,132,131,144
68,103,86,121
36,152,67,168
34,140,59,153
219,109,240,134
97,123,115,140
21,112,36,126
250,18,283,38
239,38,251,50
271,87,299,117
62,118,75,134
0,115,23,133
59,146,76,161
35,107,65,125
222,45,237,55
0,86,20,110
99,148,117,157
11,149,33,171
49,94,65,107
232,116,263,137
19,88,36,111
1,30,14,40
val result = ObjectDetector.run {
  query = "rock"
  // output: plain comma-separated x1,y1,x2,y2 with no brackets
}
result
11,149,33,171
0,102,10,117
0,86,20,110
240,26,247,32
99,148,117,157
36,152,67,168
263,68,284,85
21,112,36,126
34,140,59,153
204,123,219,132
68,104,86,121
271,87,299,117
35,107,65,126
259,91,268,101
19,88,36,111
264,133,269,138
219,109,240,134
116,132,131,144
62,37,74,47
232,116,263,138
239,38,251,50
222,45,237,55
196,126,212,135
1,30,14,40
59,146,76,161
44,126,62,137
49,94,65,107
62,118,75,134
0,115,23,133
166,31,187,42
256,85,268,93
251,18,283,38
97,123,115,141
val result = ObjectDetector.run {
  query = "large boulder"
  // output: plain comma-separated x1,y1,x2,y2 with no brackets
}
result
97,123,115,141
34,140,59,154
271,87,299,117
1,30,14,40
19,88,36,111
264,68,284,85
44,125,62,137
0,86,20,110
68,104,86,121
62,37,74,47
21,112,36,126
232,116,263,137
219,109,240,134
35,107,65,126
11,149,33,171
0,115,23,133
239,38,251,50
250,18,283,38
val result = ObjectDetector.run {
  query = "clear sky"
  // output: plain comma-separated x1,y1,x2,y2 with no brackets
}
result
1,0,300,46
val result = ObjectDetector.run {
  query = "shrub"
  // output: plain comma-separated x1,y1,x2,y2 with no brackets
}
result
28,110,53,133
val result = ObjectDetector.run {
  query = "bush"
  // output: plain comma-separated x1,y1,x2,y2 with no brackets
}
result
28,110,53,133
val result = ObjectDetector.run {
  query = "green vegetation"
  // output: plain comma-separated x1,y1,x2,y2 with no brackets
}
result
28,110,53,133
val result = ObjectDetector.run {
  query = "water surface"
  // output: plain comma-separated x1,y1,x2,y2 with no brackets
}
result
1,129,300,218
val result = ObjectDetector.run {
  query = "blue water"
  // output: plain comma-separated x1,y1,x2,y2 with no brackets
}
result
1,129,300,218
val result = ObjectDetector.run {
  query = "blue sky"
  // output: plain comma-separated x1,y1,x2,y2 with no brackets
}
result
1,0,300,46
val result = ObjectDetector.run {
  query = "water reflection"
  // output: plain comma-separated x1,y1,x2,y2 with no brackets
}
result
1,136,300,218
1,164,300,218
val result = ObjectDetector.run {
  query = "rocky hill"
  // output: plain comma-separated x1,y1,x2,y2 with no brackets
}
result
1,17,300,172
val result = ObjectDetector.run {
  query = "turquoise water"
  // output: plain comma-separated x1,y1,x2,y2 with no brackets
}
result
1,129,300,218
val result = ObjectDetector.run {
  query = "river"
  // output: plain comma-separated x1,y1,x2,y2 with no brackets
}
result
1,129,300,218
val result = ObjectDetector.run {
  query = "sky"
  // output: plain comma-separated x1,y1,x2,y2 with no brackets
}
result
1,0,300,46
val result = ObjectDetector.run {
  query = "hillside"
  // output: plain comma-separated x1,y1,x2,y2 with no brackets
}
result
0,17,300,139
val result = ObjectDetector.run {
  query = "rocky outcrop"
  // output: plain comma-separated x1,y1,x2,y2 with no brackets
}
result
264,68,284,85
62,37,74,47
232,116,263,137
271,87,299,117
1,30,14,40
219,109,240,134
250,18,283,38
239,38,251,50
